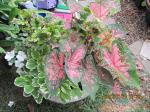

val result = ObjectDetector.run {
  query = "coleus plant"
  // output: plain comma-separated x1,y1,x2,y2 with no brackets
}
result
3,0,143,104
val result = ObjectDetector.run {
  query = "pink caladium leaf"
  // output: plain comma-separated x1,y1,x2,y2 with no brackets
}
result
112,81,122,97
46,49,65,90
104,0,121,16
59,32,80,53
65,45,86,84
103,45,130,81
90,2,109,21
81,55,99,99
67,0,82,13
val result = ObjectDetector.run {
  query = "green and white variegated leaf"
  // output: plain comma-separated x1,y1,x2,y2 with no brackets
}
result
34,94,43,104
0,47,5,53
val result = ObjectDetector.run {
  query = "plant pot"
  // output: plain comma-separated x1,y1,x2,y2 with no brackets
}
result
146,0,150,25
134,0,145,8
46,92,88,104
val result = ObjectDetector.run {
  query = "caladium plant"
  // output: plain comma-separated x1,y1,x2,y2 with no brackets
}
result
1,0,143,104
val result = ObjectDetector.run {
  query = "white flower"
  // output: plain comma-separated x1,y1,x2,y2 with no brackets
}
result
8,62,13,66
5,50,15,61
8,101,14,107
16,51,27,62
16,68,23,74
74,12,80,19
6,37,11,40
15,60,24,68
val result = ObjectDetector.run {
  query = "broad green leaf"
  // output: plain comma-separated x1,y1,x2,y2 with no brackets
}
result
32,78,40,87
9,7,18,21
14,77,25,87
23,92,31,97
32,88,40,98
26,59,37,70
37,64,44,73
31,50,40,60
34,94,43,104
0,47,5,53
37,78,45,85
40,83,49,94
24,85,34,94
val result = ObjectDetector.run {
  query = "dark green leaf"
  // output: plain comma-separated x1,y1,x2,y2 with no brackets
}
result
31,50,40,60
37,78,45,85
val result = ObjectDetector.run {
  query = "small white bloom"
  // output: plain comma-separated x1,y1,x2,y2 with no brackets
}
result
74,12,80,19
8,101,14,107
6,37,11,40
5,50,15,61
16,68,23,74
8,62,13,66
16,51,27,62
15,60,24,68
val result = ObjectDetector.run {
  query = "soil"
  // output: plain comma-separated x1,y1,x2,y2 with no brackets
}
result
0,0,150,112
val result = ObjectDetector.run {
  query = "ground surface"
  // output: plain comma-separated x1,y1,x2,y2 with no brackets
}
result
0,0,150,112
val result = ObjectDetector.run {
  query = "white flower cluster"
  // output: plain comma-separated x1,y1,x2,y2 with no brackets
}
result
5,50,27,74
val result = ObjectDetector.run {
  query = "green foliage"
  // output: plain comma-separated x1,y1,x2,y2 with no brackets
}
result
0,47,5,53
26,59,37,70
57,80,82,103
114,39,141,88
3,0,141,105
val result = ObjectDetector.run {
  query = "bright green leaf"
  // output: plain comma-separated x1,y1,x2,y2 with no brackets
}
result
24,85,34,94
26,59,37,70
34,94,43,104
0,47,5,53
14,77,25,87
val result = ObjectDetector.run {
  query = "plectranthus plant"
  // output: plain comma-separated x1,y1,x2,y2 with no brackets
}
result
2,0,144,104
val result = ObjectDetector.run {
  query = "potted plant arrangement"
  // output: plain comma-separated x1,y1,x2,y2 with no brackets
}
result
1,0,142,104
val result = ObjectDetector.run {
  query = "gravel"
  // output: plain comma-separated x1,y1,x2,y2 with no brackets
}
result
114,0,149,45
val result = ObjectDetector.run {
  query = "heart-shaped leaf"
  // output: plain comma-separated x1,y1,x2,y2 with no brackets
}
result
46,49,65,90
81,55,99,99
65,45,86,84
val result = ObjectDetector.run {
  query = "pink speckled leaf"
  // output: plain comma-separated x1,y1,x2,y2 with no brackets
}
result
67,0,82,13
59,32,80,53
65,45,85,84
104,45,130,80
81,55,98,99
46,49,65,90
90,2,109,21
112,81,122,97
